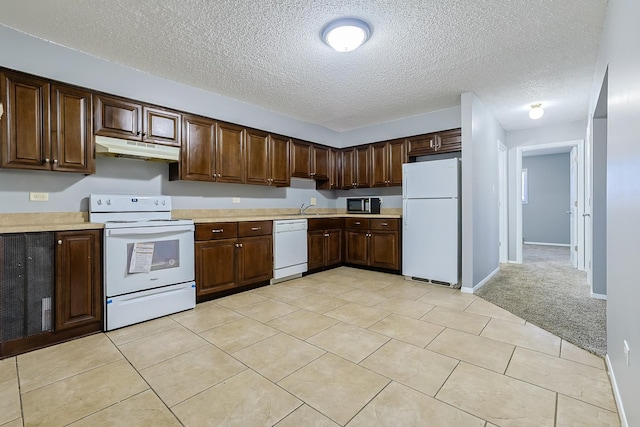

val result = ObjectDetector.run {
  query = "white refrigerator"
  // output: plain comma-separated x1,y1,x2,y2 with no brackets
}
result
402,158,460,286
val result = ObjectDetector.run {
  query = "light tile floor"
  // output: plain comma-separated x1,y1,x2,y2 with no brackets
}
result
2,267,619,426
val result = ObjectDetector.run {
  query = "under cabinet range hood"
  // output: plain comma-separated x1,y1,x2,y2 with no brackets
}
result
95,136,180,162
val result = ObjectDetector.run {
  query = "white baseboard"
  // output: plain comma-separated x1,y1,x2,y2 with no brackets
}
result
506,260,521,264
462,266,500,294
523,241,571,247
590,292,607,300
606,355,628,427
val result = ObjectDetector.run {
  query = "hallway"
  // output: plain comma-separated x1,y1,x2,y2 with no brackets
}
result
476,244,606,356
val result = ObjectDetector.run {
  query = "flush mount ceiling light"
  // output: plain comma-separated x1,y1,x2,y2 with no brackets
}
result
528,103,544,120
322,18,371,52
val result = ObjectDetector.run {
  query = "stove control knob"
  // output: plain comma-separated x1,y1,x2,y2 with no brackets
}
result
162,200,166,206
106,199,111,205
155,200,159,205
97,199,102,205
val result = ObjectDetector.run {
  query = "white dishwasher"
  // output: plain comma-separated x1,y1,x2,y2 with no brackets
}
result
272,219,308,284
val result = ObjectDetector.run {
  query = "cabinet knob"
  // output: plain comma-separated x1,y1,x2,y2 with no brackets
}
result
251,227,261,231
355,222,360,225
136,131,141,135
53,159,58,164
57,240,62,245
44,158,50,164
381,223,388,226
239,243,243,248
212,229,224,233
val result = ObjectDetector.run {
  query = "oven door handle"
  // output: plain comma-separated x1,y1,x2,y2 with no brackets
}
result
106,224,194,236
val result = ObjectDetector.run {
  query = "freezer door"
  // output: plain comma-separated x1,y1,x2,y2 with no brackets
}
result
402,198,459,284
402,158,459,199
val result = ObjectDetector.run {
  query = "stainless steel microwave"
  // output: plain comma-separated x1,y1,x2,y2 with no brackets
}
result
346,197,381,214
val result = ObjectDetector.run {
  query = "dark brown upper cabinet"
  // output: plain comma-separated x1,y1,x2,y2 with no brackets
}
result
406,128,461,157
94,94,181,146
290,139,330,180
371,139,406,187
1,70,94,173
341,145,371,189
1,71,51,170
245,129,290,187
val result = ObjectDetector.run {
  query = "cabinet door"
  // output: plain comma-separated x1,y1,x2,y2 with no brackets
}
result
237,235,273,287
307,230,326,270
340,149,355,189
143,107,181,146
269,135,290,187
51,84,94,174
216,122,245,183
55,230,101,330
435,129,462,153
345,230,368,265
245,129,269,185
387,139,406,186
370,142,388,187
369,230,400,270
179,115,215,181
312,145,330,180
196,239,238,297
93,94,142,140
325,229,343,267
355,146,371,188
0,71,50,170
406,134,436,157
290,140,312,178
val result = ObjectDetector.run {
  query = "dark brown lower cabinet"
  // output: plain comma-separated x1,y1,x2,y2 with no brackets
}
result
195,221,273,301
308,218,344,271
345,218,401,271
55,230,102,330
0,230,102,358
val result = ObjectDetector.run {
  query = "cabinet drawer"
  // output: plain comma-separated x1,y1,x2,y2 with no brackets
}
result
238,221,272,237
195,223,238,241
308,218,344,231
345,218,370,229
369,219,399,231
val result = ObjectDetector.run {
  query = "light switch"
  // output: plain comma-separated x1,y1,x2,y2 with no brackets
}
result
232,197,240,204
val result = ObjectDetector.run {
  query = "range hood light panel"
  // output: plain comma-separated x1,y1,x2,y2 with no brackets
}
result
95,136,180,162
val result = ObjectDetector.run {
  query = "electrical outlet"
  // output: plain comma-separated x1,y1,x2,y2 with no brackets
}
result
624,340,630,366
29,192,49,202
232,197,240,204
310,197,317,206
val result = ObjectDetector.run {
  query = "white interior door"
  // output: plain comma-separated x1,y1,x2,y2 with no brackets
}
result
570,146,578,268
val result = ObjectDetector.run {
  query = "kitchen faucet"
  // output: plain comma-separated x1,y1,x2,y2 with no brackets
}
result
300,203,312,215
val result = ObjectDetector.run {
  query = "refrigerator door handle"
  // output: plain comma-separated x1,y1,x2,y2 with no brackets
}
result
403,200,408,228
403,171,407,199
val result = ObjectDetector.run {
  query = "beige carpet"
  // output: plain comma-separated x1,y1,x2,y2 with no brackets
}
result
476,245,606,357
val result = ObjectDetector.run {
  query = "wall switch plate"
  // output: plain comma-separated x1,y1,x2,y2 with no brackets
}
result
29,192,49,201
310,197,317,205
624,340,630,366
232,197,240,204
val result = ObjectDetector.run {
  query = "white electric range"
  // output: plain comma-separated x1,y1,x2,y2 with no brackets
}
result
90,195,195,331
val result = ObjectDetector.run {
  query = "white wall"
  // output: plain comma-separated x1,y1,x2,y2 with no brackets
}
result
504,120,587,260
0,157,336,213
587,1,640,424
340,106,461,147
522,153,571,245
0,24,463,215
461,92,503,291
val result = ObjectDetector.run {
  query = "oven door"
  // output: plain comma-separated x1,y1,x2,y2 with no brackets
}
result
104,224,194,297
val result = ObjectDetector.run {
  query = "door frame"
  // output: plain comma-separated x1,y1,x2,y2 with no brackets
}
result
498,141,508,263
515,140,585,269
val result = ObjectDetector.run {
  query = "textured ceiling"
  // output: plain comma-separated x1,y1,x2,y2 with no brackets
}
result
0,0,607,132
